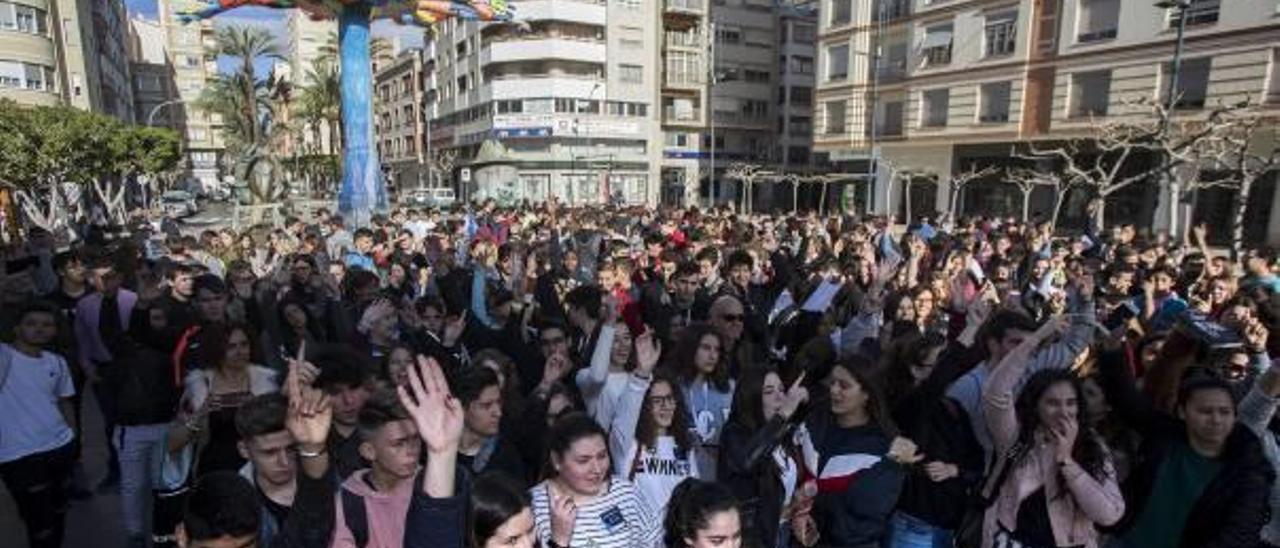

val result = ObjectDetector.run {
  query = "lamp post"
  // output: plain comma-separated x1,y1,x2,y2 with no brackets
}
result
708,20,717,209
147,99,185,127
1155,0,1190,237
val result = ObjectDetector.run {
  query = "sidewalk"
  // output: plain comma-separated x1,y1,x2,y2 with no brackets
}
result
0,387,126,548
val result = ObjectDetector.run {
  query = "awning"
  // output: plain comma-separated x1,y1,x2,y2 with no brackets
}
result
920,31,953,50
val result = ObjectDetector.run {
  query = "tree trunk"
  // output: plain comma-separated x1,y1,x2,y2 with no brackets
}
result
336,2,384,227
819,182,829,215
1021,189,1031,223
1231,178,1253,265
1050,191,1066,233
904,180,912,227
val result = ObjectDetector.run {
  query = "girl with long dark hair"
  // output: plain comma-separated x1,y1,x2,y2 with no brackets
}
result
809,357,920,548
614,371,700,518
718,367,814,548
981,320,1124,548
669,323,734,480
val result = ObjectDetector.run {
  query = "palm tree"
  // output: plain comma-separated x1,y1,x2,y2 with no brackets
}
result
200,25,284,147
300,59,342,155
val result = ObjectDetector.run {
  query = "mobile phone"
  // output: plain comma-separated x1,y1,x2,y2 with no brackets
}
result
1103,301,1139,331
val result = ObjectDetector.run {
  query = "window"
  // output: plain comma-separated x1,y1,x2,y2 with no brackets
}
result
742,99,769,119
457,74,469,92
1070,70,1111,118
183,56,200,68
791,55,814,75
830,0,851,27
0,4,13,30
615,0,642,10
920,25,953,67
979,81,1011,122
1171,0,1219,27
790,86,812,106
1077,0,1119,42
792,24,815,44
665,132,691,147
1267,48,1280,104
744,69,770,83
619,64,643,83
921,88,949,127
13,4,47,35
789,116,812,137
0,60,21,88
716,26,741,44
496,100,522,114
620,38,643,50
880,101,904,136
825,100,846,134
1163,57,1210,109
875,0,909,20
984,13,1017,57
826,45,849,81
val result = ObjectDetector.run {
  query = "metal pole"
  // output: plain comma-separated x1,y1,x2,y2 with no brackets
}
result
868,0,883,217
708,20,716,209
1162,1,1189,237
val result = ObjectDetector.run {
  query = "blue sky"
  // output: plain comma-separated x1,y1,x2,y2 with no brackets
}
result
125,0,425,76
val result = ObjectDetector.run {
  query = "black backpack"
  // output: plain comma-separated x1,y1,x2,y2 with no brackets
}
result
113,341,179,426
341,487,370,548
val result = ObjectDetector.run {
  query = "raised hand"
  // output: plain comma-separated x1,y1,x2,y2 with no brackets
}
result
442,310,468,347
634,330,662,377
780,371,809,420
285,357,331,450
1244,317,1269,353
397,355,464,456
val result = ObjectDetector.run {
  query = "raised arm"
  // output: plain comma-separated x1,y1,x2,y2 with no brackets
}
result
984,318,1065,452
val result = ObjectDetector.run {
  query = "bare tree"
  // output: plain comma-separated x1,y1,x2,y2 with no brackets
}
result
881,159,938,227
943,164,999,228
1189,110,1279,263
783,173,803,214
725,163,777,214
1021,98,1240,228
1005,167,1076,229
430,149,459,190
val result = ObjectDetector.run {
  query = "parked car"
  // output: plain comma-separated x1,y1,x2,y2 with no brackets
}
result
162,190,199,218
400,187,456,208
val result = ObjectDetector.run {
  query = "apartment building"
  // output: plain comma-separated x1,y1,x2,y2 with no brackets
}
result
155,0,224,191
0,0,133,120
286,9,336,155
428,1,661,206
778,0,818,172
427,0,816,208
128,16,177,129
375,48,429,195
815,0,1280,239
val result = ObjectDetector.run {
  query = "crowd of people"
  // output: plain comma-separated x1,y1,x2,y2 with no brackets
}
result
1,199,1279,548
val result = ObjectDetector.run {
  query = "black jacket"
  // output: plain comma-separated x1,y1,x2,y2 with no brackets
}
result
1098,349,1275,548
718,416,802,548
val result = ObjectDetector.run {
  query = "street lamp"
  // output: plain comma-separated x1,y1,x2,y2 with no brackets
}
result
147,99,185,127
1155,0,1190,237
572,82,603,205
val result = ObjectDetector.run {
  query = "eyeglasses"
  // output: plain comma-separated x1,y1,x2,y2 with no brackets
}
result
540,336,567,347
647,395,677,407
718,313,745,323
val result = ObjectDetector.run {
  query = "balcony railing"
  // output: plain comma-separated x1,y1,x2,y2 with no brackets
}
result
665,0,703,12
663,106,702,123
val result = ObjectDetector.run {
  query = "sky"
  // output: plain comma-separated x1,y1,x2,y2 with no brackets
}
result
124,0,425,76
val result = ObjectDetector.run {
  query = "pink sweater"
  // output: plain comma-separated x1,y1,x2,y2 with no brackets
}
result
330,470,416,548
981,358,1125,548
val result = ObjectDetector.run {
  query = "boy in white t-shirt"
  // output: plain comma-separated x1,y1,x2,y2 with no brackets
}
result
0,300,77,548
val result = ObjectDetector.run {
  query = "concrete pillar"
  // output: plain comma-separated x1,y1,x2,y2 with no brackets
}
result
1267,174,1280,247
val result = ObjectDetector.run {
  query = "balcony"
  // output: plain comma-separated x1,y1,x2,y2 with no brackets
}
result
489,75,604,100
481,38,606,64
664,69,704,89
665,0,703,14
516,0,607,25
663,106,703,125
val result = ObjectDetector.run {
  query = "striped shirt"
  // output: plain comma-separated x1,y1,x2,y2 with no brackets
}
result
530,478,662,548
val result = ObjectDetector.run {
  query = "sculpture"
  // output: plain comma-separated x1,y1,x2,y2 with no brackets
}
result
180,0,516,226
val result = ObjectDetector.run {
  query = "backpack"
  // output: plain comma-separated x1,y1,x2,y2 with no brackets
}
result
341,487,370,548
